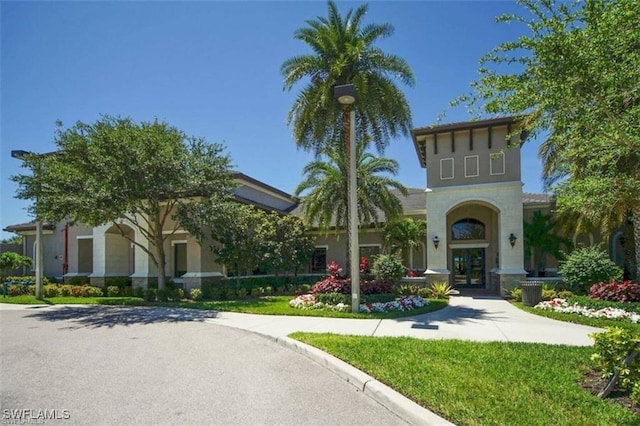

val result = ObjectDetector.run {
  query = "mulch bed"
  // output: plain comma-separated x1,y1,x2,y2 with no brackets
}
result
581,370,640,416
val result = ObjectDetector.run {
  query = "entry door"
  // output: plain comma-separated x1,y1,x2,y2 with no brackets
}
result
452,248,485,287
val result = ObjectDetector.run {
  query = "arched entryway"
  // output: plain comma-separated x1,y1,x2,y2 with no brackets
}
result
447,203,499,289
104,224,135,276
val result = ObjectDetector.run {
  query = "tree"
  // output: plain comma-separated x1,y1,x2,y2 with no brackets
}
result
178,201,266,289
295,139,408,272
523,210,571,276
457,0,640,280
0,252,32,283
383,218,427,265
281,0,415,154
258,213,315,277
12,116,234,291
1,235,23,245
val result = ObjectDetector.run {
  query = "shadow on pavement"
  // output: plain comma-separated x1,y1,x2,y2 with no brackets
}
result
394,302,508,330
23,305,219,329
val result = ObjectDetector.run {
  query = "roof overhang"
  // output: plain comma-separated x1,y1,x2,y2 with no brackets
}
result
411,116,522,168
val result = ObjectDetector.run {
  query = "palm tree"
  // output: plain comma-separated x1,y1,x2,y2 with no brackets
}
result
523,211,572,277
295,139,408,271
281,0,415,154
383,218,426,268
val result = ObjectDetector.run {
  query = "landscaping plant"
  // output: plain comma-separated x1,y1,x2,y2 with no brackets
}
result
590,281,640,303
590,327,640,401
559,246,623,292
371,253,404,283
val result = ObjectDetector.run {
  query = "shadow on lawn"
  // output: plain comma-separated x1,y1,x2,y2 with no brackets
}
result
23,305,219,329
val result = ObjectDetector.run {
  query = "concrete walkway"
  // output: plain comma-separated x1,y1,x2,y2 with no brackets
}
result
206,293,602,346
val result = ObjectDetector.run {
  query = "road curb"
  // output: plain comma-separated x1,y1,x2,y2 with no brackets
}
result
275,335,455,426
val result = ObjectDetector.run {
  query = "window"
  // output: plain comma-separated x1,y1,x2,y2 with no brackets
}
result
173,242,187,278
359,245,380,262
452,218,485,241
464,155,479,178
440,158,454,180
310,247,327,273
490,152,505,175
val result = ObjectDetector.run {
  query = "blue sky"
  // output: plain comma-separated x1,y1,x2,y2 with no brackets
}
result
1,0,544,239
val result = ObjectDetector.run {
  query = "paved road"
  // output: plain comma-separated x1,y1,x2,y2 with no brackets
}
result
0,305,406,425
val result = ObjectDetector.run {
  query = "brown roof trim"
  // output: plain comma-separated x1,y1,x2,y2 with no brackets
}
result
3,221,56,233
411,116,521,168
232,172,295,201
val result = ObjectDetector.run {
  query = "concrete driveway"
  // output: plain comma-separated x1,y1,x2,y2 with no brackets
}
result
0,305,406,425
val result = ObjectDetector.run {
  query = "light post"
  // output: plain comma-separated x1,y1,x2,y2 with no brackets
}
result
333,84,359,313
11,150,43,299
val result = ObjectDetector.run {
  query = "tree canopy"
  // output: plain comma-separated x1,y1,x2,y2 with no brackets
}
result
457,0,640,279
12,116,235,290
281,0,415,154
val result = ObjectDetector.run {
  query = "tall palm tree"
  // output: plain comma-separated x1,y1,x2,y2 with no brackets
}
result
281,0,415,154
295,139,408,271
283,0,414,279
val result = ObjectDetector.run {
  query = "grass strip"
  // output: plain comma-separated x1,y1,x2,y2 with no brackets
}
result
290,333,639,426
0,295,448,319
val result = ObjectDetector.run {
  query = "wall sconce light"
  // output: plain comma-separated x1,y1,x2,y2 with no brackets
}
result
432,236,440,249
509,233,517,248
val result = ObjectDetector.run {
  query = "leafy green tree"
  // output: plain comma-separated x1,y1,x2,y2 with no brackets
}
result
384,218,426,264
456,0,640,281
523,211,571,276
258,213,315,277
178,201,266,289
12,116,234,291
0,252,32,283
295,140,408,272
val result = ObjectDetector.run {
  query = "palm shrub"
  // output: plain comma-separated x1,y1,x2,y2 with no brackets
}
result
428,281,456,299
371,254,404,283
559,246,623,293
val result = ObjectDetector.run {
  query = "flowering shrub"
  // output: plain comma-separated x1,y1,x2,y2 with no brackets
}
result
405,269,418,277
535,298,639,323
589,281,640,303
289,294,428,313
326,261,343,278
359,257,370,274
190,288,203,301
359,295,427,313
311,277,351,294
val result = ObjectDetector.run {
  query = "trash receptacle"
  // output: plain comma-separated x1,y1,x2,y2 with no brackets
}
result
521,281,543,306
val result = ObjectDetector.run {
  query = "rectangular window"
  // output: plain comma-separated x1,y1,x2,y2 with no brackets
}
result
464,155,479,178
173,242,187,278
440,158,454,180
310,247,327,273
490,152,505,175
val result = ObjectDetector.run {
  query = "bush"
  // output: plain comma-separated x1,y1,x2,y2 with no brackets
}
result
361,293,397,304
428,281,456,299
371,254,404,283
144,288,157,301
315,292,350,305
361,280,394,295
590,327,640,396
251,287,265,298
510,287,523,302
71,286,84,297
589,281,640,303
189,288,202,301
133,287,145,299
5,276,49,285
557,290,573,299
43,284,60,298
542,284,557,301
237,287,248,298
60,285,73,297
396,284,421,296
65,276,89,286
311,277,350,294
106,286,121,297
559,246,623,292
7,285,22,297
82,286,103,297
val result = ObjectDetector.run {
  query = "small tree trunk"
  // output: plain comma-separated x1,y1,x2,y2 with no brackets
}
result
155,232,167,291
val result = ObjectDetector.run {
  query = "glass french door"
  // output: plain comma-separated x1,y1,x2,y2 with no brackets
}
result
452,248,486,287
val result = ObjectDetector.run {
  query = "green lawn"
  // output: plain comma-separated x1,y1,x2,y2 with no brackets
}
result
290,333,638,426
0,295,448,319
